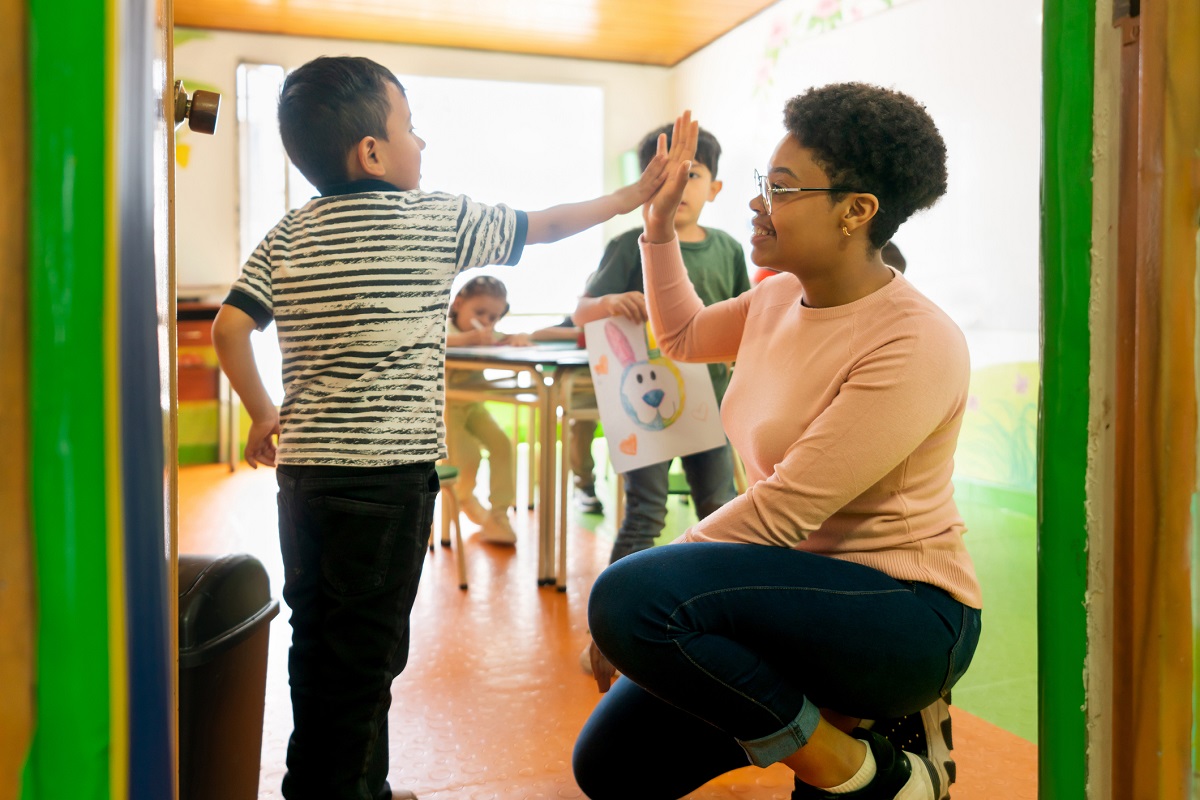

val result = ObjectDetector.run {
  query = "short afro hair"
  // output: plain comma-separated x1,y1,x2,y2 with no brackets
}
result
278,56,404,190
637,122,722,179
783,83,947,249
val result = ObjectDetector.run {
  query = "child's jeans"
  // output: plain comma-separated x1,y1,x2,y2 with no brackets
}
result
573,543,982,800
276,462,438,800
611,442,737,563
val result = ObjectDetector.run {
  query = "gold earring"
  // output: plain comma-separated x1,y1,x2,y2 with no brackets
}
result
841,226,850,237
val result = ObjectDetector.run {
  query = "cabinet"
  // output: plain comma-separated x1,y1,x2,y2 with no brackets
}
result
178,302,229,465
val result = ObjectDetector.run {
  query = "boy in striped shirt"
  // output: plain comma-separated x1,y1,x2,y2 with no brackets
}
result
212,55,670,800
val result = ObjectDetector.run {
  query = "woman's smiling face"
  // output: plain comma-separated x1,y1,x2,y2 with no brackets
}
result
748,135,847,276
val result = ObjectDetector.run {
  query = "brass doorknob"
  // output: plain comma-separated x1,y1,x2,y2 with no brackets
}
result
173,79,220,135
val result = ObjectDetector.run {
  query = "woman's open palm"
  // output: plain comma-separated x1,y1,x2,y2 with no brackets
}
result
644,111,700,243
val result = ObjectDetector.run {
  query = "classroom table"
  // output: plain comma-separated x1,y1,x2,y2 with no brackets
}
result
444,342,591,587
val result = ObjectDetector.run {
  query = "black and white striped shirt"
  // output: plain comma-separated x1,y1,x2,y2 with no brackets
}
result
224,179,528,466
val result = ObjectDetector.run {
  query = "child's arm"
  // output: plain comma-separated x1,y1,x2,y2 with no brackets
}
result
212,305,280,468
524,149,669,245
498,332,533,347
530,325,580,342
572,292,648,326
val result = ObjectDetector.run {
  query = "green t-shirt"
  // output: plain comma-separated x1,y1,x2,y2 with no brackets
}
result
583,227,751,401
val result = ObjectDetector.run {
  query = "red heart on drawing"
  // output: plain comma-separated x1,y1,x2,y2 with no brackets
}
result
619,434,638,455
594,354,608,375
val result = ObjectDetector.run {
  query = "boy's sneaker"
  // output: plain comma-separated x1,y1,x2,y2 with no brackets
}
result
574,485,604,514
461,495,489,525
870,695,954,798
479,508,517,545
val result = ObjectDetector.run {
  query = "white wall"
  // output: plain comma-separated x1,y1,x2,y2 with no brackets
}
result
672,0,1043,366
173,29,671,299
175,0,1043,366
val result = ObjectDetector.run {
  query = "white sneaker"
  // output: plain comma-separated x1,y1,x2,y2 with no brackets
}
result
479,508,517,545
460,495,488,525
793,729,939,800
869,695,954,799
894,751,939,799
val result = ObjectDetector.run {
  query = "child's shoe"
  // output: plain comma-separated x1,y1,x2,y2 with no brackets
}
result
574,485,604,514
479,507,517,545
461,495,488,525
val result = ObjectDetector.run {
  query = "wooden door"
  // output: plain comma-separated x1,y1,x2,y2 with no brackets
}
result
0,0,34,793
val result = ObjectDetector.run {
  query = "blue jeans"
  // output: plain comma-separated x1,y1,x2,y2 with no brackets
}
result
573,544,982,799
612,443,737,563
276,462,438,800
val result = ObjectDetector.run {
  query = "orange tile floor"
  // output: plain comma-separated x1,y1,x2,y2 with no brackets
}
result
178,463,1037,800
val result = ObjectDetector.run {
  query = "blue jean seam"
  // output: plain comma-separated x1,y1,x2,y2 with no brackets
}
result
940,602,977,695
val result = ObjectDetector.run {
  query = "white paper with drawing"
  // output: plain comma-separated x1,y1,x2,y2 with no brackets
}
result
584,317,726,473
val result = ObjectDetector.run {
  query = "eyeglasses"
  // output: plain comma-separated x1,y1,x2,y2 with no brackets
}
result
755,169,855,215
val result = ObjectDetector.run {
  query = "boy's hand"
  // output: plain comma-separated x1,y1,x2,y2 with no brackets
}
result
599,292,648,323
611,148,670,215
644,111,699,244
244,410,280,468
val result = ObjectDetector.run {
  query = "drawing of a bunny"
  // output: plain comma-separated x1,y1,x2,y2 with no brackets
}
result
604,320,685,431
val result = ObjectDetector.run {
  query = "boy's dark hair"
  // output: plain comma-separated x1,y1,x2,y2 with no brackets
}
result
783,83,947,249
278,56,404,190
637,123,722,178
881,241,907,273
450,275,510,326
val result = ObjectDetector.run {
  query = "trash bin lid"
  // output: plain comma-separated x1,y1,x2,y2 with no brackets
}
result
178,553,280,667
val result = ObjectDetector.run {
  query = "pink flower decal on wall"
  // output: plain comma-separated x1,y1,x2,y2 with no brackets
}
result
756,0,905,94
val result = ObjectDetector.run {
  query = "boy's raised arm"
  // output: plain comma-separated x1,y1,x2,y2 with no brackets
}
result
525,142,669,245
212,304,280,468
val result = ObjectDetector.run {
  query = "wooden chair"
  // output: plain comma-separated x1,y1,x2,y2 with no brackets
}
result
554,370,602,591
431,463,467,590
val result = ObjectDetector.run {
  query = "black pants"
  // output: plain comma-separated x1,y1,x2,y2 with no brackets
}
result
276,462,438,800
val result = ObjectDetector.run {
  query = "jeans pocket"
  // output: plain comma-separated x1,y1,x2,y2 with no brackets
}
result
941,605,983,694
309,496,405,595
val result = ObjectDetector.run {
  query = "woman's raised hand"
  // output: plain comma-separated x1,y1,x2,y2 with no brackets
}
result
643,110,699,244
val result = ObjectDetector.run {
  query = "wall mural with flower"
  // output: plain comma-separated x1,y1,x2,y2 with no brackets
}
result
956,362,1039,494
756,0,910,93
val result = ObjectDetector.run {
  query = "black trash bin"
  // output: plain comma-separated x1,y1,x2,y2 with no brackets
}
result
178,553,280,800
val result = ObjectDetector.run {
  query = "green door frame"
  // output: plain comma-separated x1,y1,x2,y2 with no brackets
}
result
1039,0,1094,797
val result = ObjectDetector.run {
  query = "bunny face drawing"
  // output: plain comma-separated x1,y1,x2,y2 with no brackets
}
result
605,321,685,431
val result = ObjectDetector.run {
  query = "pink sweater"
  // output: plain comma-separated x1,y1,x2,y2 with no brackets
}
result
642,237,981,608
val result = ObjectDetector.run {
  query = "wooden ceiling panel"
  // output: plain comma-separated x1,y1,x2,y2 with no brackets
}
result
174,0,780,66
